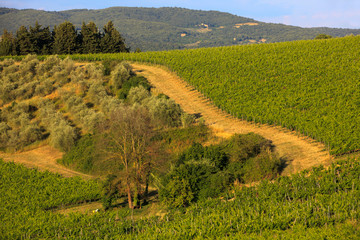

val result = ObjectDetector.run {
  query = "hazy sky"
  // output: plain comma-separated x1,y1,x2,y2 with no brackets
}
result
1,0,360,29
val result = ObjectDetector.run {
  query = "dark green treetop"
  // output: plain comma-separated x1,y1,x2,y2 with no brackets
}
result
100,21,128,53
53,21,78,54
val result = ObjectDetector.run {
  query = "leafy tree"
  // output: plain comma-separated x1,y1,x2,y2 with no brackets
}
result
81,21,101,53
53,21,77,54
100,21,128,53
0,29,16,56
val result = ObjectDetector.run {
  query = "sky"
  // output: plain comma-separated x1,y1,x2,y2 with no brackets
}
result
1,0,360,29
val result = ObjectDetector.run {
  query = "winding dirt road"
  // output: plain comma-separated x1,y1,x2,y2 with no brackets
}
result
132,63,331,175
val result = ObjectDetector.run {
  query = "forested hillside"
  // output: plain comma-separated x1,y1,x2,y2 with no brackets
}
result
1,7,360,51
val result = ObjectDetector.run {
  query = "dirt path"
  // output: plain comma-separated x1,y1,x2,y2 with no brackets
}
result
132,63,331,175
0,145,93,179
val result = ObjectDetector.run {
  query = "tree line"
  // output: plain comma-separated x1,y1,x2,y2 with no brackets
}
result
0,21,129,56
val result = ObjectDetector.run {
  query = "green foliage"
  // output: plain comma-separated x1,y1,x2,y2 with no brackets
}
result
53,21,78,54
118,76,152,100
100,20,129,53
221,133,272,163
59,134,95,173
242,147,283,182
81,21,101,54
102,174,121,210
160,131,283,207
180,112,196,128
315,34,333,39
1,20,128,55
110,61,132,90
49,121,77,152
0,29,16,55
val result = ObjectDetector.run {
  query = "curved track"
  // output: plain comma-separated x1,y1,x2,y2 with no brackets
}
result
132,63,331,175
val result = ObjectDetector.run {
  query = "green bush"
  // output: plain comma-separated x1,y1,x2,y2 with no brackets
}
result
60,134,96,173
110,62,131,89
49,121,77,152
242,147,283,182
126,85,150,103
221,133,273,163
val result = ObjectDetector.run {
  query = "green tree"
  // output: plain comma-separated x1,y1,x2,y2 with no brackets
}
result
16,26,32,55
100,21,128,53
0,29,17,56
81,21,101,53
53,21,77,54
29,21,53,54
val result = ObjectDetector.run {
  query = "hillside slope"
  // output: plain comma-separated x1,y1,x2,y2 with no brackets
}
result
1,7,360,51
132,63,330,175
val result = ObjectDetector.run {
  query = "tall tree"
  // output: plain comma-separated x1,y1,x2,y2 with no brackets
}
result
53,21,77,54
0,30,16,56
16,26,32,55
96,106,153,209
81,21,101,54
100,21,128,53
29,21,53,54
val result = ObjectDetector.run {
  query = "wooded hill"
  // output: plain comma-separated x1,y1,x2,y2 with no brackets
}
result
1,7,360,51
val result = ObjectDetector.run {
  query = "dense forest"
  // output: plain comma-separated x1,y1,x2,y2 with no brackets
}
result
1,7,360,51
0,21,128,56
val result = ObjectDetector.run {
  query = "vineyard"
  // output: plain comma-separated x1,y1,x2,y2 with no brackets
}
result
1,35,359,239
68,35,360,155
1,157,359,239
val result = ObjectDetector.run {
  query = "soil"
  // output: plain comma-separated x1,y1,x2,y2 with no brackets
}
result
0,145,93,179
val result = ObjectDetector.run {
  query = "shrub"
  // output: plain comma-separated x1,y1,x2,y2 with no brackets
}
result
87,80,107,105
36,55,60,76
19,56,39,76
59,57,75,75
117,76,151,100
59,134,96,173
0,122,11,148
19,124,42,146
49,121,77,152
146,97,183,127
160,176,194,208
242,147,283,182
221,133,273,163
86,63,104,79
181,113,196,128
110,62,131,89
127,85,150,104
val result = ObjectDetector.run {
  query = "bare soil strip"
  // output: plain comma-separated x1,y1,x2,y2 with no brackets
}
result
132,63,331,175
0,145,93,179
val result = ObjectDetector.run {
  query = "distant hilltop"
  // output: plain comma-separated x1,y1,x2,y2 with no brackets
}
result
1,7,360,51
